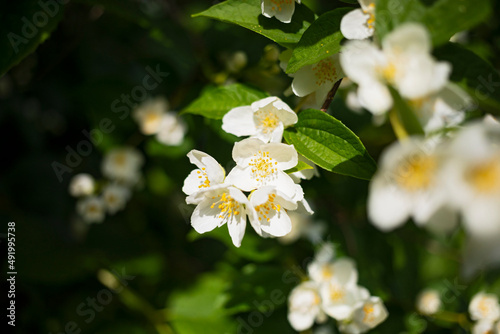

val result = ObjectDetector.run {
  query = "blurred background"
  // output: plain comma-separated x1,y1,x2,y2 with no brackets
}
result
1,0,500,333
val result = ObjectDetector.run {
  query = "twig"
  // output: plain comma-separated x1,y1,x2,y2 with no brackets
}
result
320,78,343,112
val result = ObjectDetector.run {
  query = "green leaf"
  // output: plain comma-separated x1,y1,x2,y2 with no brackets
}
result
285,160,314,174
283,109,377,180
375,0,491,46
167,273,237,334
421,0,491,46
0,1,65,75
434,42,500,108
193,0,316,48
388,86,425,136
286,8,350,74
182,83,269,120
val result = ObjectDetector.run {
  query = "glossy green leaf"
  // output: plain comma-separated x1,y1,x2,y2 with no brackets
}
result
182,83,268,120
284,109,377,180
285,160,314,174
286,8,351,74
0,1,65,76
193,0,316,48
375,0,491,46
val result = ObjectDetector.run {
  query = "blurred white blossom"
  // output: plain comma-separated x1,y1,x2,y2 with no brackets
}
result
340,23,450,115
416,289,441,315
77,196,106,223
102,183,131,214
133,97,168,135
69,173,95,197
102,147,144,185
288,281,326,331
469,292,500,322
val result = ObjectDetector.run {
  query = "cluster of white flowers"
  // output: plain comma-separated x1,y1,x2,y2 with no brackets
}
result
340,23,471,132
132,96,187,146
288,244,388,333
469,292,500,334
368,118,500,242
182,96,318,247
69,147,143,223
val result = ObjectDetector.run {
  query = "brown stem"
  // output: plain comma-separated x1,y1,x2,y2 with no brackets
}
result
320,78,343,112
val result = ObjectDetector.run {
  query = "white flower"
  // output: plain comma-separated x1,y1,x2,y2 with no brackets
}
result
442,122,500,238
187,185,256,247
261,0,301,24
102,183,131,214
291,54,344,107
156,112,187,146
309,258,358,287
340,23,451,115
226,138,299,199
133,97,168,135
368,137,456,232
339,296,389,334
69,173,95,197
288,281,325,331
248,186,298,237
77,196,106,223
473,320,496,334
102,147,144,185
222,96,297,143
340,0,375,40
412,83,472,133
320,283,369,321
183,150,226,197
416,289,441,316
469,292,500,322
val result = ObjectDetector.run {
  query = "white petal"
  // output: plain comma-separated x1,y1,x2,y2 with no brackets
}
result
288,310,316,331
182,170,201,195
383,22,431,56
292,64,320,97
227,213,247,247
221,106,256,137
266,143,298,170
232,138,266,166
340,40,385,86
333,258,358,287
273,100,298,126
462,199,500,238
341,9,373,40
368,178,411,231
269,122,285,143
190,199,224,233
251,96,279,110
357,83,393,115
274,2,295,23
260,210,292,237
226,166,257,192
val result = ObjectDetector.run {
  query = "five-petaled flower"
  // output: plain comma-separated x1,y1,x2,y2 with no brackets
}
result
222,96,297,143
